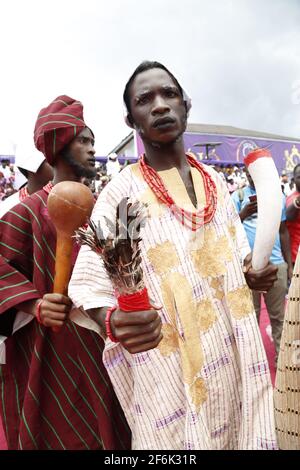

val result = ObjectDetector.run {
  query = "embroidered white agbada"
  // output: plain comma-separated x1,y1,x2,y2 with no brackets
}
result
69,163,277,450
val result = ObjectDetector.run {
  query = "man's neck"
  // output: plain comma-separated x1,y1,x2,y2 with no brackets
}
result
26,176,46,195
26,180,37,195
143,138,188,171
52,164,82,185
52,173,80,185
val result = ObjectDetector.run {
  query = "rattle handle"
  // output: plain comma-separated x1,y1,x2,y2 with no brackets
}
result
52,233,73,332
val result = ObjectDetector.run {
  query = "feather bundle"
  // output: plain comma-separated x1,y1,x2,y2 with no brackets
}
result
74,198,148,296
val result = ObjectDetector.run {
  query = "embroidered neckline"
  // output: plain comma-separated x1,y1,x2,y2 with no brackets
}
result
139,153,218,231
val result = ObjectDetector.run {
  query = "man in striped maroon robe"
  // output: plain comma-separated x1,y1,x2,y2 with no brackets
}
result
0,95,130,450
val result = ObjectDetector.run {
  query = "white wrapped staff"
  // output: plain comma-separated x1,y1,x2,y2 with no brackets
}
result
244,148,282,270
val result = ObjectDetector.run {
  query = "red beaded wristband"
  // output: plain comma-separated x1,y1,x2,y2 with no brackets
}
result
36,300,43,324
105,306,118,343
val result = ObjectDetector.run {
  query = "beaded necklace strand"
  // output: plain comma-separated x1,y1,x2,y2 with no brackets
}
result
139,153,218,231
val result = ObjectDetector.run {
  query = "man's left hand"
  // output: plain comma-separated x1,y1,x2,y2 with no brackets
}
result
243,253,278,292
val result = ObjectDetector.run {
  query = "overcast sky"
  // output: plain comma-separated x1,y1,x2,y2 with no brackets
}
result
0,0,300,156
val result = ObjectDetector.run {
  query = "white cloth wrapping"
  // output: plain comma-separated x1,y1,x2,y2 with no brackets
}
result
245,151,282,270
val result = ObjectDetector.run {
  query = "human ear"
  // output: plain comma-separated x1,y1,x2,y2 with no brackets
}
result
125,114,135,129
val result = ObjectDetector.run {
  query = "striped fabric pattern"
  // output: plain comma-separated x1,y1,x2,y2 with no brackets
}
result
0,190,130,449
69,163,277,450
34,96,86,164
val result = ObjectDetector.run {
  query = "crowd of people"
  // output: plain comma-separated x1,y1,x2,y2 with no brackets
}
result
0,159,17,202
212,163,296,197
0,60,299,451
2,157,296,203
0,154,128,204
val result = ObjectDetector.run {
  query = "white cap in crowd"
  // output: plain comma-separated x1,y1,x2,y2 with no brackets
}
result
108,152,118,160
15,144,45,172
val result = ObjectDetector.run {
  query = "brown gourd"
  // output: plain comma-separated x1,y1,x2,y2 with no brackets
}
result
47,181,94,331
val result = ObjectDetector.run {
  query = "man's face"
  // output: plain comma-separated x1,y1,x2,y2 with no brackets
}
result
62,127,96,179
129,68,187,145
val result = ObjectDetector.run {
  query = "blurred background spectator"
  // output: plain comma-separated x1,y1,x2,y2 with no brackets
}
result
106,152,120,179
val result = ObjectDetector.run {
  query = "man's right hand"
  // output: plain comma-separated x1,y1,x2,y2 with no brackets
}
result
240,201,257,221
35,293,72,328
110,308,163,354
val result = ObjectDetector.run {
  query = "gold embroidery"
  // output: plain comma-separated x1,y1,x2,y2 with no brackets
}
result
181,344,204,387
217,236,233,262
130,163,143,180
191,227,233,278
204,227,216,244
228,224,236,241
156,167,206,212
139,186,166,218
226,286,253,319
190,377,208,409
157,324,179,356
209,277,225,301
189,230,205,251
160,274,179,335
147,241,179,275
160,272,207,411
131,163,166,218
196,299,217,331
190,167,206,209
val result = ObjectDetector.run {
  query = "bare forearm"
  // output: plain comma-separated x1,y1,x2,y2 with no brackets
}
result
280,230,292,268
86,306,108,334
239,211,246,222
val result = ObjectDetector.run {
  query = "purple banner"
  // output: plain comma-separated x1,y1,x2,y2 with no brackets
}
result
136,131,300,175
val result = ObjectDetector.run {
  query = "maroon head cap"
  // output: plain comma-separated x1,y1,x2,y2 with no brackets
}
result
34,95,86,164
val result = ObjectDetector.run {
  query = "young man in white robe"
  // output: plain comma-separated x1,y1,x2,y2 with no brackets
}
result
69,61,278,450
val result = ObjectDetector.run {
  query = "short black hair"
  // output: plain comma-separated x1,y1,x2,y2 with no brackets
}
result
123,60,184,125
293,163,300,176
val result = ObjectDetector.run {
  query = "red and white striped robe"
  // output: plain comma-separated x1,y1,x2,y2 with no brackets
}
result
0,188,131,450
